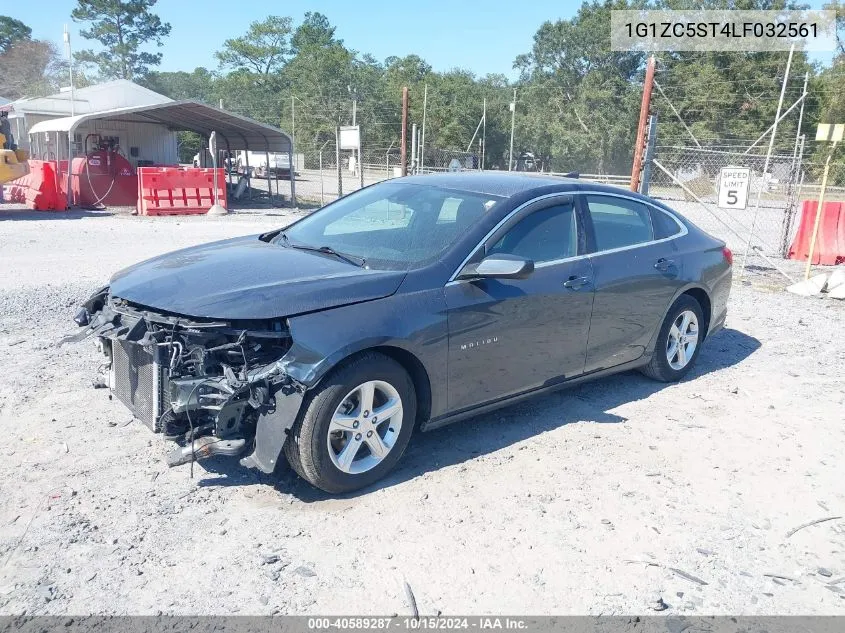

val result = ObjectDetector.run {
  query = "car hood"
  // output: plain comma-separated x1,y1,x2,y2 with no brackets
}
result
109,235,406,320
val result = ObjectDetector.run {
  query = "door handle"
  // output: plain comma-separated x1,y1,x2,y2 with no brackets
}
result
563,275,591,290
654,258,676,272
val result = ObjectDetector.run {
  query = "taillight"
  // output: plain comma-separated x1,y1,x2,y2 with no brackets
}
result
722,247,733,266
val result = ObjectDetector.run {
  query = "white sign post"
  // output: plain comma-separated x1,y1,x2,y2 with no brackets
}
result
718,167,750,210
207,131,227,215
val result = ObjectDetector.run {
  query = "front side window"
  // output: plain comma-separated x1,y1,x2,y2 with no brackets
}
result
488,203,577,263
279,182,501,270
585,195,654,252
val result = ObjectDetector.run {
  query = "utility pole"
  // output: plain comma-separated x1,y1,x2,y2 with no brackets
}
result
400,87,409,176
291,95,295,157
420,84,428,172
508,88,516,171
481,97,486,170
630,55,656,192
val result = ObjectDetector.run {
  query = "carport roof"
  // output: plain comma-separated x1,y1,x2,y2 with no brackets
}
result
27,100,292,153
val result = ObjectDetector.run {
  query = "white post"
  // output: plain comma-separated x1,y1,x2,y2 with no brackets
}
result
420,83,427,172
508,88,516,171
411,123,418,174
481,97,486,170
740,44,794,277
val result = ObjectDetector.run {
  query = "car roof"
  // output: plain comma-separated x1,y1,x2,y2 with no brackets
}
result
398,172,645,201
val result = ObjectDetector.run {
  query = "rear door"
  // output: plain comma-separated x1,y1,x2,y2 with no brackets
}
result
580,193,686,373
445,195,595,413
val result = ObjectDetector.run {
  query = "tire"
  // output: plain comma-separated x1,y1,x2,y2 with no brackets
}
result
640,294,705,382
284,352,416,493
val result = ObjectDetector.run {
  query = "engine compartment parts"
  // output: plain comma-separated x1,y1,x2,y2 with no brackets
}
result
65,286,304,473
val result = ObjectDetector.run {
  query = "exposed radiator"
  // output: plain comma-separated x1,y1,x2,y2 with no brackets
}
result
110,340,168,432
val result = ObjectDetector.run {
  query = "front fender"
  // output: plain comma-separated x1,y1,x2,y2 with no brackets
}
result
284,288,449,408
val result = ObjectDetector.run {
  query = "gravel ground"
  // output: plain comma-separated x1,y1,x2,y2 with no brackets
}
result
0,204,844,616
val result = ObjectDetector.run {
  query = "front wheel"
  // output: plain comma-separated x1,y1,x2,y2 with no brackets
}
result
640,295,705,382
284,353,416,493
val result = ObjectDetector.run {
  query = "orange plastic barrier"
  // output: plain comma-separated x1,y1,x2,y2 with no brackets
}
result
787,200,845,266
137,167,227,216
5,160,66,211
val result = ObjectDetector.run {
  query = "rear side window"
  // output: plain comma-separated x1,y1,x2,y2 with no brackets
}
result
488,203,577,263
585,195,653,252
650,207,683,239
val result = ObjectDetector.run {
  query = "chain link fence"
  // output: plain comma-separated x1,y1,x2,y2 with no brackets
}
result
648,143,804,259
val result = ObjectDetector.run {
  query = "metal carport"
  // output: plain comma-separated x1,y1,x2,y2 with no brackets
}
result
27,100,295,208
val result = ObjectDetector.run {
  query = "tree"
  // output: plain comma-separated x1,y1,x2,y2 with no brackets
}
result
141,67,216,101
216,16,292,75
513,1,646,173
71,0,171,80
0,39,63,99
291,12,339,52
0,15,31,53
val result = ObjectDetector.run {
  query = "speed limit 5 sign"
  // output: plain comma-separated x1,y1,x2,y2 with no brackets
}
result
718,167,751,210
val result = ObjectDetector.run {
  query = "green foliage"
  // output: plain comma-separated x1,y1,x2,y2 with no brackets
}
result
0,15,32,53
71,0,171,80
215,16,292,75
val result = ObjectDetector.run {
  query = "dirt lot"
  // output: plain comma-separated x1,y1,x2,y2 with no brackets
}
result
0,205,843,616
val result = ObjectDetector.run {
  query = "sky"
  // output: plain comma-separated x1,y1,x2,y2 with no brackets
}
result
9,0,582,79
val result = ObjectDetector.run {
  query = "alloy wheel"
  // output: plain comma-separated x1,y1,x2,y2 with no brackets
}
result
327,380,404,475
666,309,699,371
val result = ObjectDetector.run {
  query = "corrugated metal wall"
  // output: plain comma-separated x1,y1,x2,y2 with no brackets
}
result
21,116,178,167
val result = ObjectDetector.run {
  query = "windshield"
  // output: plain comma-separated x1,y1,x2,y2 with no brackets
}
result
277,182,502,270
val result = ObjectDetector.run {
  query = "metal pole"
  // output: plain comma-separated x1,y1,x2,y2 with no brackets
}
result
319,139,330,205
640,113,658,195
385,141,394,178
352,96,359,181
481,97,486,170
289,145,296,207
265,149,271,202
740,44,795,276
411,123,418,175
358,126,364,190
508,88,516,171
420,84,427,172
630,55,656,192
400,87,409,176
804,142,837,280
244,149,251,201
66,132,73,208
336,126,343,197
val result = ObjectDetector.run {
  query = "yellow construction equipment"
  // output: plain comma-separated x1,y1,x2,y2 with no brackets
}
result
0,134,30,185
1,109,30,186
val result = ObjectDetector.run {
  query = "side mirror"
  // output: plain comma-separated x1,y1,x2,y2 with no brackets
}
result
458,254,534,280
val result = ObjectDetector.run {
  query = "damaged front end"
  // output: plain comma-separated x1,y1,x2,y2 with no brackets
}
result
66,287,305,473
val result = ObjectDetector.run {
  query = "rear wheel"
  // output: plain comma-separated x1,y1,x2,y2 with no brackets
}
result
284,353,416,493
640,295,704,382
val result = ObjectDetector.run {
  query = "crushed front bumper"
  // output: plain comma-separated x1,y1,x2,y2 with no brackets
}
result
65,289,306,474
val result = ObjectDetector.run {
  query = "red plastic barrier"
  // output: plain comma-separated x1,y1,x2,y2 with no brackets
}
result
787,200,845,266
137,167,227,216
6,160,66,211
